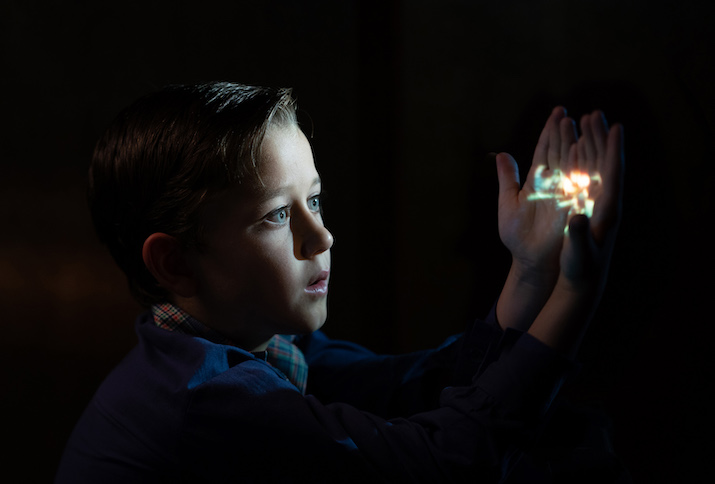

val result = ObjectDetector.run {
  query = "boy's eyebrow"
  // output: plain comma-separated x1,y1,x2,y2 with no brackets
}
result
256,176,322,201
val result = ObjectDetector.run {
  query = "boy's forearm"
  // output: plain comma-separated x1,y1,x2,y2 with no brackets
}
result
496,259,558,332
527,275,599,359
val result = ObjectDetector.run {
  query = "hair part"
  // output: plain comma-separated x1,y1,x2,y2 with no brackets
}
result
88,82,298,306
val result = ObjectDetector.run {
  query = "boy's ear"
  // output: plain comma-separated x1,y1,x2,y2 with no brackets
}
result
142,233,198,298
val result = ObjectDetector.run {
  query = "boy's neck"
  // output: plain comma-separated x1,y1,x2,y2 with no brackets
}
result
168,298,274,352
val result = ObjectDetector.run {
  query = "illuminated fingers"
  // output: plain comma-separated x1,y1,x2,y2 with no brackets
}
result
560,116,578,172
581,112,623,246
568,140,579,174
525,109,621,239
604,123,624,190
548,107,567,169
533,106,566,172
595,123,624,236
591,110,609,165
579,113,597,172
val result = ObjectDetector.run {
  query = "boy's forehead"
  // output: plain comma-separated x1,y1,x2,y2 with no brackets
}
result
211,126,320,213
252,175,322,200
253,126,320,195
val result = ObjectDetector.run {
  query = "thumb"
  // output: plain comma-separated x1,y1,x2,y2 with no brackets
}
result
568,214,590,245
566,214,596,278
495,152,521,206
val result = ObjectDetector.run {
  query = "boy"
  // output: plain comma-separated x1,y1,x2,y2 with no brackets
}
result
56,82,624,482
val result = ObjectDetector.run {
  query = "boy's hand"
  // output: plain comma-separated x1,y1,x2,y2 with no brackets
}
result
527,112,623,358
494,107,579,331
496,106,578,288
559,111,624,291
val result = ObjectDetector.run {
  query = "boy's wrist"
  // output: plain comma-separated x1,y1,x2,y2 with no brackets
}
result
496,259,559,332
554,262,604,303
552,274,600,310
527,274,601,358
510,257,559,290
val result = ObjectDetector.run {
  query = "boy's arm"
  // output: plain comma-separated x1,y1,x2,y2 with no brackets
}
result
298,308,504,417
183,323,574,483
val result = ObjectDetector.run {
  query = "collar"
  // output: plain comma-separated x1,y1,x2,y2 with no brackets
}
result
150,303,306,392
151,302,238,347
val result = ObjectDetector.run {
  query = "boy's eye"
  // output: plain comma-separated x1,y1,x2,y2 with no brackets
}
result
266,207,289,225
308,195,321,213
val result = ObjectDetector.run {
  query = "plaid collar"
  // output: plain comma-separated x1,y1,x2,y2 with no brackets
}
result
152,302,235,346
151,302,308,394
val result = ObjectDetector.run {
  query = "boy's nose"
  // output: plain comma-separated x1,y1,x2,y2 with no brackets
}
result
304,225,333,259
295,212,334,260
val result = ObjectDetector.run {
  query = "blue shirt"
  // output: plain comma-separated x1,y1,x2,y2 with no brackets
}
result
55,310,572,483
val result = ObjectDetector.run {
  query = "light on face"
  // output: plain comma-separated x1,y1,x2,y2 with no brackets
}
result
527,166,601,232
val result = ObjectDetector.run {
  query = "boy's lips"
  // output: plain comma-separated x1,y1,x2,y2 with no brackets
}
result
305,269,330,296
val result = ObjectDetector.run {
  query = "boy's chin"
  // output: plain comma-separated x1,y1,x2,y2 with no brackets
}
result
299,303,328,333
271,302,328,335
296,316,327,335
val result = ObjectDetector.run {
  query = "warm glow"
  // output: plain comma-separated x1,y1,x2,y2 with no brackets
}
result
527,165,601,232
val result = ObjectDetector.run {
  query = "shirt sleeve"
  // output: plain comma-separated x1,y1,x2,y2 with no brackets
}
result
296,305,506,418
180,328,574,483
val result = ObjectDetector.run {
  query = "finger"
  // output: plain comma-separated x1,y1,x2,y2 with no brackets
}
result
577,133,587,171
569,214,591,247
603,123,625,205
560,116,577,172
567,214,596,278
591,110,609,169
568,142,578,173
548,107,567,169
534,106,566,170
591,123,624,244
496,152,521,209
580,113,597,172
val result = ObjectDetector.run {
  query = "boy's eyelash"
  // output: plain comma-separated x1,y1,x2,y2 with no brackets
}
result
265,205,290,225
308,194,322,212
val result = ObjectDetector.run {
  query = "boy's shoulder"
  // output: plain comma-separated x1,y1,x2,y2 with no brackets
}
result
79,313,297,438
57,314,305,483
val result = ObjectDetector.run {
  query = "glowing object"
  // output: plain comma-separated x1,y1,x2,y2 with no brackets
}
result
527,166,601,232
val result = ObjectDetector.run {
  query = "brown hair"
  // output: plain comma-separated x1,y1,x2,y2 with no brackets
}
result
88,82,298,306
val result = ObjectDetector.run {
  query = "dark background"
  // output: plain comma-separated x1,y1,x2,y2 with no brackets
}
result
1,0,713,482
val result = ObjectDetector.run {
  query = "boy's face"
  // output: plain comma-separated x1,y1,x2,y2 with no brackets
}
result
187,124,333,350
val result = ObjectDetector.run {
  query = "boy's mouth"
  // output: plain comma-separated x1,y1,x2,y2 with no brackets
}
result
305,270,330,296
